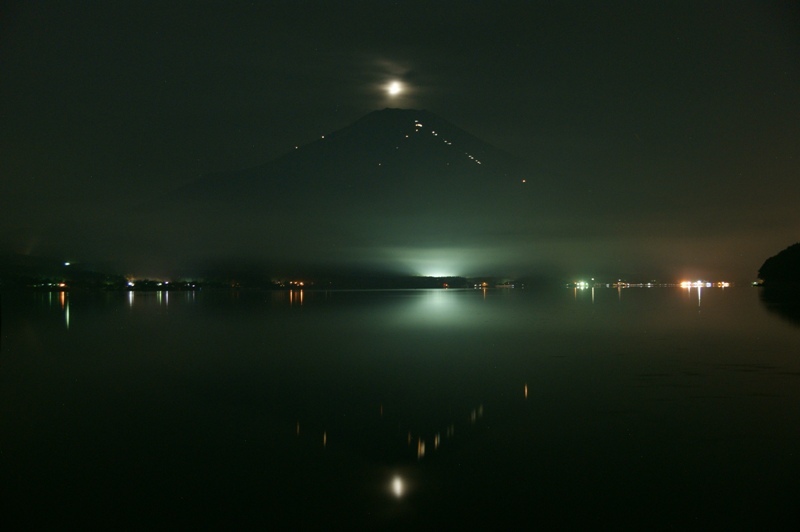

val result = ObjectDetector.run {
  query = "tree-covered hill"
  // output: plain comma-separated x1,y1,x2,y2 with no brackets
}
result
759,243,800,288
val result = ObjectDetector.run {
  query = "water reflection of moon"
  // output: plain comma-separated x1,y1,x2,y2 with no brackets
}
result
391,476,403,497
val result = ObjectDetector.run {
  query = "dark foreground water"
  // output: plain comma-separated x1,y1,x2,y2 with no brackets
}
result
1,286,799,528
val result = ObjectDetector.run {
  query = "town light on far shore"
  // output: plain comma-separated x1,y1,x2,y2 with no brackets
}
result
680,280,730,288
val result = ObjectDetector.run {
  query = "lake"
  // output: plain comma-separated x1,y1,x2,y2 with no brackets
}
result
1,286,799,528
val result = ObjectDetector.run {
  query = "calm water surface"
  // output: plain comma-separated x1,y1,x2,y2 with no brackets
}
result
1,287,799,528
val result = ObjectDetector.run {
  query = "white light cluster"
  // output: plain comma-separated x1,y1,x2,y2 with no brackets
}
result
680,281,730,288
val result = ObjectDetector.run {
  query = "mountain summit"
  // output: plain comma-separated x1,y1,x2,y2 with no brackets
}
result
184,108,522,202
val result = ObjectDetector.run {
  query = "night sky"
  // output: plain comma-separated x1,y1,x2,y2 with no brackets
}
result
1,1,798,281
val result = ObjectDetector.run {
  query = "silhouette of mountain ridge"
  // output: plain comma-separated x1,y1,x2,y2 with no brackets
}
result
182,108,522,203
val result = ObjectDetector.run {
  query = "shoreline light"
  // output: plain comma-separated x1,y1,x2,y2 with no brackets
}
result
680,281,730,288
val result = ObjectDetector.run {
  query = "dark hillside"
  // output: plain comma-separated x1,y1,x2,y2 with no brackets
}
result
758,242,800,288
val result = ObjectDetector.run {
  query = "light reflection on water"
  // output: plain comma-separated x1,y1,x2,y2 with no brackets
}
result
1,287,799,527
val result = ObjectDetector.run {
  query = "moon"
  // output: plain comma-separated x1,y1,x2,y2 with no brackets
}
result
387,81,402,96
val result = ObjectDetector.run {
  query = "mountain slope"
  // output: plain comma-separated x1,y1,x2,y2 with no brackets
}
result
154,109,537,275
183,108,523,202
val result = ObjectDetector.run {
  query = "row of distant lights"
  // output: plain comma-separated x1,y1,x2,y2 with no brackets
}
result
574,280,731,289
127,281,169,287
299,120,514,180
374,120,485,168
413,120,483,165
680,281,730,288
126,281,197,288
300,120,497,173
